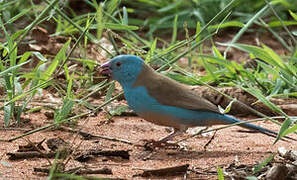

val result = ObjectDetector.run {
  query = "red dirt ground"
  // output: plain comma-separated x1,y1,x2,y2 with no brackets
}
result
0,111,296,179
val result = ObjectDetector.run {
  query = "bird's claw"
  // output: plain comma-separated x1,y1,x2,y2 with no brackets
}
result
140,139,183,150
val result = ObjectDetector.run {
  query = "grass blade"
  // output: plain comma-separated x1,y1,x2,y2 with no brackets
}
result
4,104,11,126
171,15,178,44
42,39,71,81
217,166,224,180
96,3,103,40
253,155,274,174
105,82,115,102
122,6,128,25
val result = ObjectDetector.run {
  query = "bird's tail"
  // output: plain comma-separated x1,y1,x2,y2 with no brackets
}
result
222,114,296,141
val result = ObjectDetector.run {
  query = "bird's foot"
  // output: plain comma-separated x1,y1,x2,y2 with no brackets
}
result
140,139,184,150
203,130,217,151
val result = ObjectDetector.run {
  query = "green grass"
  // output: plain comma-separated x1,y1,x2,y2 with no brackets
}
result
0,0,297,177
121,0,297,38
0,0,296,136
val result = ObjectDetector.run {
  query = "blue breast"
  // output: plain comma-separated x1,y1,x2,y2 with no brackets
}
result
124,86,161,113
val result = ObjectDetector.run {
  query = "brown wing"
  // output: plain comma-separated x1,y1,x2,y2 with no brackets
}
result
133,65,220,113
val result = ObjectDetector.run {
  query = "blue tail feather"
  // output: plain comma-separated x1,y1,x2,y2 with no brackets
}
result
222,115,295,141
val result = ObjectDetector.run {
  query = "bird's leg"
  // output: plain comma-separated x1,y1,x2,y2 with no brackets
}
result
203,130,217,151
159,126,187,143
159,129,183,143
142,127,188,150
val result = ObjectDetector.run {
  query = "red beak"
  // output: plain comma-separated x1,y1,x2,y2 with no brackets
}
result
100,61,112,76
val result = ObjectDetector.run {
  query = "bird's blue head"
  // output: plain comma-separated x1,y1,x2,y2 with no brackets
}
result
101,55,145,88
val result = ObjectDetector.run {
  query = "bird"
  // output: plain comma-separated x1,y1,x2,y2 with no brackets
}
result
100,54,290,143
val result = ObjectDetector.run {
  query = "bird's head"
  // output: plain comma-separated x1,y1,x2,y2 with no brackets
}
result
101,55,145,87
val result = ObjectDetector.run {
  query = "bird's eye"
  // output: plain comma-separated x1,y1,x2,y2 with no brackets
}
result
116,62,121,67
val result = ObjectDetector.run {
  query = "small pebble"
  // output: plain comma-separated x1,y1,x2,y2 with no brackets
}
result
278,146,287,157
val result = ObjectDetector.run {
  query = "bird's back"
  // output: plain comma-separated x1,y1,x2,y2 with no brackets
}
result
132,64,220,113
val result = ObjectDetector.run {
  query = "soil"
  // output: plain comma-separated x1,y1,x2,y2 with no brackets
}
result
0,110,296,179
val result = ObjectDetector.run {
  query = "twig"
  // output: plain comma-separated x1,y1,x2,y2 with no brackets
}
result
189,168,218,175
203,130,217,151
0,152,5,161
63,116,91,166
88,150,130,160
66,167,112,175
59,126,132,145
0,128,32,131
7,152,56,160
24,138,52,165
134,164,189,177
34,166,113,175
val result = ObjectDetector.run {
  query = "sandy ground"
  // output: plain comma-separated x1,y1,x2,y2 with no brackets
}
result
0,112,296,179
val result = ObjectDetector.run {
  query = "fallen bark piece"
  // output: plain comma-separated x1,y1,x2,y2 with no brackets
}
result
286,163,297,177
34,167,112,175
285,150,297,161
7,151,56,160
17,139,46,152
135,164,189,177
278,147,297,161
31,26,49,44
266,164,288,180
278,104,297,115
75,149,130,161
46,137,69,151
34,167,50,174
90,150,130,160
66,167,112,175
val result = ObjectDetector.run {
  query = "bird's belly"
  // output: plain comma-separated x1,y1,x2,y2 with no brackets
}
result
123,86,226,128
137,112,182,129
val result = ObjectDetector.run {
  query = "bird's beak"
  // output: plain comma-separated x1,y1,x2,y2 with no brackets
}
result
100,61,112,76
